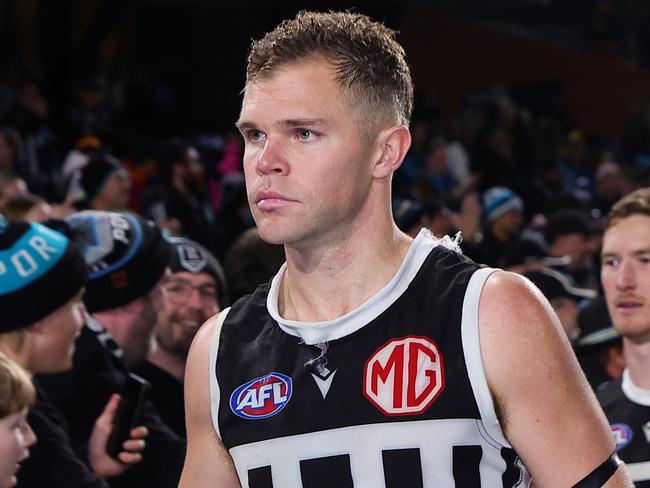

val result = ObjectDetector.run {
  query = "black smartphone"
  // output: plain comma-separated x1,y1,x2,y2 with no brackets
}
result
106,373,150,459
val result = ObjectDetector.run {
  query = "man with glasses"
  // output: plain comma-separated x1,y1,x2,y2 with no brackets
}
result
136,236,228,437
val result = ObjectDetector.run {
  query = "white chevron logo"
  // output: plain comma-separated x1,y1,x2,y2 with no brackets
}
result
311,370,336,399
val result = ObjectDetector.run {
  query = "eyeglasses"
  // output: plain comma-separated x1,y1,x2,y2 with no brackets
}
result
163,280,218,304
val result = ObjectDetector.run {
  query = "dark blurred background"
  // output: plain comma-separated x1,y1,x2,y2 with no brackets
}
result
3,0,650,137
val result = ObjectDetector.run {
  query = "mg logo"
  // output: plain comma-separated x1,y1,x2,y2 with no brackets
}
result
363,336,444,416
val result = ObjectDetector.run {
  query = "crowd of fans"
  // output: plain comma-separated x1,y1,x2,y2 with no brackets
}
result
0,51,648,484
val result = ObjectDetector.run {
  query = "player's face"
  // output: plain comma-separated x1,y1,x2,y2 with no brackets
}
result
0,409,36,488
35,293,85,374
601,214,650,342
158,271,219,357
238,58,378,247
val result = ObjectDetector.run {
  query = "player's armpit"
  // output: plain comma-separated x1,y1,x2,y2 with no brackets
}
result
179,314,241,488
479,271,634,488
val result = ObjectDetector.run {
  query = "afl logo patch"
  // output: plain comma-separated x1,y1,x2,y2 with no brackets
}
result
230,372,292,420
611,423,633,451
363,336,445,416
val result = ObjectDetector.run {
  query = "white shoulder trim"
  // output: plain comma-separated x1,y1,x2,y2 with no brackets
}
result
627,461,650,482
461,267,512,448
621,368,650,406
209,308,231,439
266,229,450,345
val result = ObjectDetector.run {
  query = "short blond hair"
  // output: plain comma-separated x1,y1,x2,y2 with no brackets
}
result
605,187,650,231
0,351,35,417
246,11,413,133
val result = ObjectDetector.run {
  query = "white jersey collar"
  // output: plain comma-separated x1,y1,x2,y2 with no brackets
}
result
267,229,444,345
621,368,650,406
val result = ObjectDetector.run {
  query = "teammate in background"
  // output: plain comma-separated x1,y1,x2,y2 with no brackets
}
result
181,11,632,487
135,236,227,437
0,217,146,487
0,352,36,488
599,187,650,486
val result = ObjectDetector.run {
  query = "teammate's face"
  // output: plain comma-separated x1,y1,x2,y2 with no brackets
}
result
238,58,377,247
33,293,85,374
157,271,219,358
601,214,650,342
0,408,36,488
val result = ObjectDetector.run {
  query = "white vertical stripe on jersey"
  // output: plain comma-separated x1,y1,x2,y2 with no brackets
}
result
461,267,511,448
209,307,231,439
461,267,532,487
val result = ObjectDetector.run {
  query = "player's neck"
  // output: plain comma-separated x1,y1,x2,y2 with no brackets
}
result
148,345,186,382
279,222,412,322
622,337,650,389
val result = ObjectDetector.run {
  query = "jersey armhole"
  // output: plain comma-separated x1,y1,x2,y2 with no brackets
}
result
461,267,512,448
209,307,231,439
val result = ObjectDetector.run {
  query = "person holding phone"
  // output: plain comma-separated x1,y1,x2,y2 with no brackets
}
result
0,217,147,487
37,210,186,488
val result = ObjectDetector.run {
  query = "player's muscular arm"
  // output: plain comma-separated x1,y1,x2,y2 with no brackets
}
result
479,271,633,488
179,315,241,488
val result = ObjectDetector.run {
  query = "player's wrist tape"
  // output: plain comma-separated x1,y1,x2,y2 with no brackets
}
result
572,452,622,488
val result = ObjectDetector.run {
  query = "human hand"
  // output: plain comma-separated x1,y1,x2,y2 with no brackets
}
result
88,394,148,478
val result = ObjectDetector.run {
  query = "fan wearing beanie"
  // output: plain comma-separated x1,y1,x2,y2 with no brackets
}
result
134,236,227,438
0,216,146,487
463,186,538,269
37,210,186,488
76,154,132,211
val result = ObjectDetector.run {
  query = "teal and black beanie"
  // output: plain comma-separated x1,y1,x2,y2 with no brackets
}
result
64,211,171,313
0,216,88,332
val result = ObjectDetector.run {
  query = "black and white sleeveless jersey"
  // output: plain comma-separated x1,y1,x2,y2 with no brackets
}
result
210,230,531,487
597,370,650,487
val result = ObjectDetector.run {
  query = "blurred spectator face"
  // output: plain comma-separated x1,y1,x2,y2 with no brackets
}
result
158,271,219,358
18,83,48,119
492,209,523,238
0,407,36,488
601,214,650,341
95,168,131,210
552,232,591,272
78,88,104,110
425,144,448,175
0,135,16,173
23,201,53,222
179,147,205,194
0,177,28,209
428,208,453,238
34,293,85,374
121,281,166,368
549,297,580,341
596,162,633,202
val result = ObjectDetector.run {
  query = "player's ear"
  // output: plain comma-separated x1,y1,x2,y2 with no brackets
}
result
372,125,412,179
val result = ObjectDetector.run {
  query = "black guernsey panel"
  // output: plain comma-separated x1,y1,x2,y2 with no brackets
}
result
214,243,527,487
598,378,650,487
